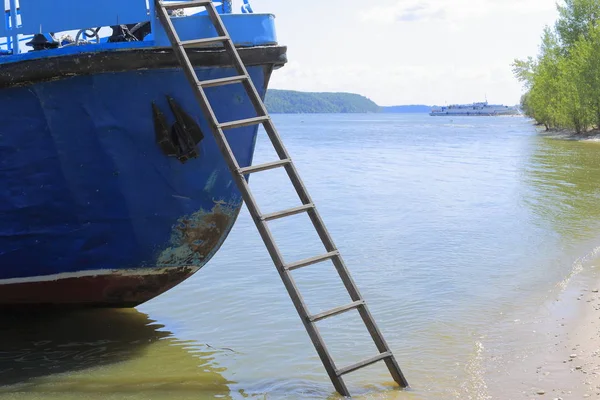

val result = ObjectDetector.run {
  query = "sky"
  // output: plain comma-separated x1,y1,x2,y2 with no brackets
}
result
239,0,560,106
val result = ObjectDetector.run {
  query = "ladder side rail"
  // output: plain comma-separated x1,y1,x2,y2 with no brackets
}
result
202,3,355,253
202,3,319,211
203,3,278,128
199,5,355,252
354,298,409,386
155,5,217,126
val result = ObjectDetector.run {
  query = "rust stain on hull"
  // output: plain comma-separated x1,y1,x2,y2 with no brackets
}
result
157,202,240,267
103,266,196,304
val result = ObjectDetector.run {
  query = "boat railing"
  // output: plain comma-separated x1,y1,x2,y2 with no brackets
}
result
0,0,240,55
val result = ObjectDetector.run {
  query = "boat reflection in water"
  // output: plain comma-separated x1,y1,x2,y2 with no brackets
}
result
0,309,232,399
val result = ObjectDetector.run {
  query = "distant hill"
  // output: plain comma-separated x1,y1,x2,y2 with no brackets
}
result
264,89,433,114
381,105,431,113
265,89,380,114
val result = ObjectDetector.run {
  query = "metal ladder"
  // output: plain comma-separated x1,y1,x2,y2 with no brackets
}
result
154,1,409,396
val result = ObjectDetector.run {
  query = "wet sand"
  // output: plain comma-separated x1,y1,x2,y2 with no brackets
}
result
500,273,600,399
561,286,600,399
528,288,600,399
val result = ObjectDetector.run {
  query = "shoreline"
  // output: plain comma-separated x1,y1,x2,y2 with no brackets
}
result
536,126,600,142
523,278,600,399
489,255,600,399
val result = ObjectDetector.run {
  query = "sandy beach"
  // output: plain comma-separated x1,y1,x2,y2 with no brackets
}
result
493,266,600,399
527,287,600,399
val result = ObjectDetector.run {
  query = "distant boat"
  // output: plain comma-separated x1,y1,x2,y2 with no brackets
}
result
0,0,286,308
430,101,521,116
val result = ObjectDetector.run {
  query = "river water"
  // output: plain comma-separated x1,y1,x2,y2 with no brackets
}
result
1,114,600,399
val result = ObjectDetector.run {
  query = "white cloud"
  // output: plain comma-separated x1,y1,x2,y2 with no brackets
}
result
360,0,556,25
247,0,560,104
361,1,444,24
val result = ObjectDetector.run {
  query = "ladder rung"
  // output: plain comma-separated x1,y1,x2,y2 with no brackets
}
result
285,251,340,271
238,159,291,175
180,36,229,48
199,75,248,88
162,0,211,10
336,352,393,377
262,204,314,222
219,116,270,130
309,300,365,323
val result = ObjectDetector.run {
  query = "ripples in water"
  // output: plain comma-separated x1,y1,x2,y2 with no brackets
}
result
2,114,600,399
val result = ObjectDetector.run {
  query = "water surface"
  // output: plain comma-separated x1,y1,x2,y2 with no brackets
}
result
2,114,600,399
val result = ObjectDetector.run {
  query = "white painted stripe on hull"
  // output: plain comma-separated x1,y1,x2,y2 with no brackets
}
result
0,266,201,285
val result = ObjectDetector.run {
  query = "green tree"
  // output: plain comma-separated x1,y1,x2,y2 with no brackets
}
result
576,24,600,128
555,52,591,133
516,28,562,129
519,92,532,118
512,57,536,89
556,0,600,49
512,1,600,133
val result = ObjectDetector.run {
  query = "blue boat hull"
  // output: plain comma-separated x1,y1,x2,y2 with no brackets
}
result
0,47,284,307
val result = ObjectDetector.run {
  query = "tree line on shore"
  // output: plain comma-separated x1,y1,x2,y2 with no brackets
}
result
513,0,600,133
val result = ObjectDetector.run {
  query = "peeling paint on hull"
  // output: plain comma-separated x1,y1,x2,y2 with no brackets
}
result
157,202,240,267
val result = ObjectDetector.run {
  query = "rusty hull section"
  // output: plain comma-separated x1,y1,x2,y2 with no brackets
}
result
0,202,240,309
157,201,239,267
